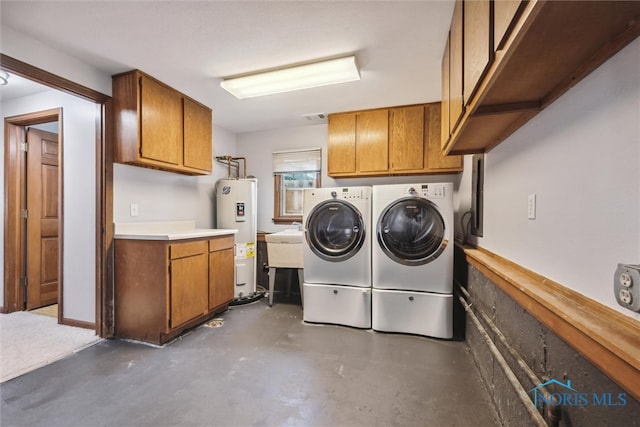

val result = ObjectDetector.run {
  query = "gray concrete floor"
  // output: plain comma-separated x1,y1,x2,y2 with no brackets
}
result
1,300,499,427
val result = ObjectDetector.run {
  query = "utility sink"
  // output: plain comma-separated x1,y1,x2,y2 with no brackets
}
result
265,229,303,268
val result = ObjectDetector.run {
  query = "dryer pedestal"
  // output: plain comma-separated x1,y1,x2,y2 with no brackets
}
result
372,289,452,339
303,283,371,329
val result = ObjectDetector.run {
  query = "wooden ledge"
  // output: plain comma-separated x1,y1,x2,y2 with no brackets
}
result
460,244,640,402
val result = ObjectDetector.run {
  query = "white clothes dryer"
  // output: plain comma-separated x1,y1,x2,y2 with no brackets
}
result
371,183,454,338
302,186,372,328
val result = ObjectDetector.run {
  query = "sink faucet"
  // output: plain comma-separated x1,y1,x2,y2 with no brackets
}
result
292,222,302,231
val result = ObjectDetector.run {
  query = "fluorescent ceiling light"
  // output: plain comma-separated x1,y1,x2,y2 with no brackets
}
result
220,56,360,99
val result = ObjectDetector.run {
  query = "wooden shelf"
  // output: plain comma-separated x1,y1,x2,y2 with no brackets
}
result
460,244,640,402
444,0,640,155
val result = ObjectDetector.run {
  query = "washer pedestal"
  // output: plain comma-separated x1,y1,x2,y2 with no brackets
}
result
372,289,452,339
303,283,371,329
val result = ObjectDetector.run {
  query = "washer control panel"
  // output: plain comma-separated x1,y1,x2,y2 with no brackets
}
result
339,187,369,200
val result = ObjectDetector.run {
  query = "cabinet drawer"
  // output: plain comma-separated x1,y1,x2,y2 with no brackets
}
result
170,241,207,259
209,235,234,252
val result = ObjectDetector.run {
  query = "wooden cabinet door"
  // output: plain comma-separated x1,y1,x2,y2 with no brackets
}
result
464,0,493,105
170,242,208,328
494,0,524,51
389,105,425,171
356,109,388,173
449,0,464,133
328,113,356,175
139,75,183,165
425,103,463,170
209,248,234,310
441,32,451,150
183,97,212,172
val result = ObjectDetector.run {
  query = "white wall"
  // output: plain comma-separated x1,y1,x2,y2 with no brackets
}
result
236,124,461,233
1,26,112,96
1,90,98,322
455,39,640,320
113,125,236,228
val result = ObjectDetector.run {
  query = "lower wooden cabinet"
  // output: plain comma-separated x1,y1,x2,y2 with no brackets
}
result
114,235,234,345
208,237,235,311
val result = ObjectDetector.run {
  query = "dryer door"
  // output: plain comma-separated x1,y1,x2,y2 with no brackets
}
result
377,197,447,266
305,200,366,262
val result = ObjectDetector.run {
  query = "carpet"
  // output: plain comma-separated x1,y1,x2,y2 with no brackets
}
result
0,311,102,383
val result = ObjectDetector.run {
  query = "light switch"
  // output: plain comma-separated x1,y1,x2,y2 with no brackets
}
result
527,194,536,220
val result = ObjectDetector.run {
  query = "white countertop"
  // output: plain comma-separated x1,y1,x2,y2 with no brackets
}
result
114,220,238,241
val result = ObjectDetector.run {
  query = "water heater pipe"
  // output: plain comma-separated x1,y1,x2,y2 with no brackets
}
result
232,157,247,178
215,156,248,179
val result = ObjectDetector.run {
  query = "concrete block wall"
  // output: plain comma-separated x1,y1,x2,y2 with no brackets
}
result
455,250,640,426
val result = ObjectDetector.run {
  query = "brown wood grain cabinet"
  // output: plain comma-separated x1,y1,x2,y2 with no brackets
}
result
208,236,235,311
328,103,462,178
113,69,212,175
114,235,234,345
356,109,389,173
441,32,451,148
169,241,208,328
448,0,464,139
493,0,525,51
327,113,356,175
389,105,424,172
463,0,492,105
183,97,213,172
442,0,640,155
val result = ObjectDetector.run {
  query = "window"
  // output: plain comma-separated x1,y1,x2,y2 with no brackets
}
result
273,148,321,224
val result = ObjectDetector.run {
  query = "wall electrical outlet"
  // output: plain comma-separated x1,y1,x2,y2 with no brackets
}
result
614,264,640,313
527,194,536,220
130,203,139,217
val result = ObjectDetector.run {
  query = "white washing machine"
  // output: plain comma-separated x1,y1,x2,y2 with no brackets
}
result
372,183,454,338
302,186,372,328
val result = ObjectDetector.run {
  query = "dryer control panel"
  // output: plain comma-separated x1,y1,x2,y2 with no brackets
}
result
409,184,447,199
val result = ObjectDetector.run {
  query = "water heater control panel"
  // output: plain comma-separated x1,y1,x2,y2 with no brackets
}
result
236,201,246,222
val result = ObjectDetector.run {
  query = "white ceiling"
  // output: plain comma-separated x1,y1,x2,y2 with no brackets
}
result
0,1,454,134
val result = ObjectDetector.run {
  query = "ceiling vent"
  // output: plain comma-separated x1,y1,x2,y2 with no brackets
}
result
302,113,326,122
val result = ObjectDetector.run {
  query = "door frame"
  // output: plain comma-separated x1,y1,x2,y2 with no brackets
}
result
4,110,62,318
1,54,113,337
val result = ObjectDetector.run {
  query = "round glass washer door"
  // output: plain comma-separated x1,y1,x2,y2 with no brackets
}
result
377,197,447,266
305,199,366,262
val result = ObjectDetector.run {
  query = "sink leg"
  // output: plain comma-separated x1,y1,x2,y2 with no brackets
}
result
268,267,276,307
297,269,304,309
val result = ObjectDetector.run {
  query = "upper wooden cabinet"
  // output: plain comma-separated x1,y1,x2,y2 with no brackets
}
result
356,109,389,173
389,105,424,172
441,0,640,155
328,103,462,178
113,70,213,175
327,113,357,175
463,0,493,104
494,0,525,51
448,0,464,137
183,97,213,172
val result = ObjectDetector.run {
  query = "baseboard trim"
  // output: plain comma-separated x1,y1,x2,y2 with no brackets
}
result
460,244,640,402
61,317,96,331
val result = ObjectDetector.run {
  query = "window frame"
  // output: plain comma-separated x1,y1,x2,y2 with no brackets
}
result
273,171,321,224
